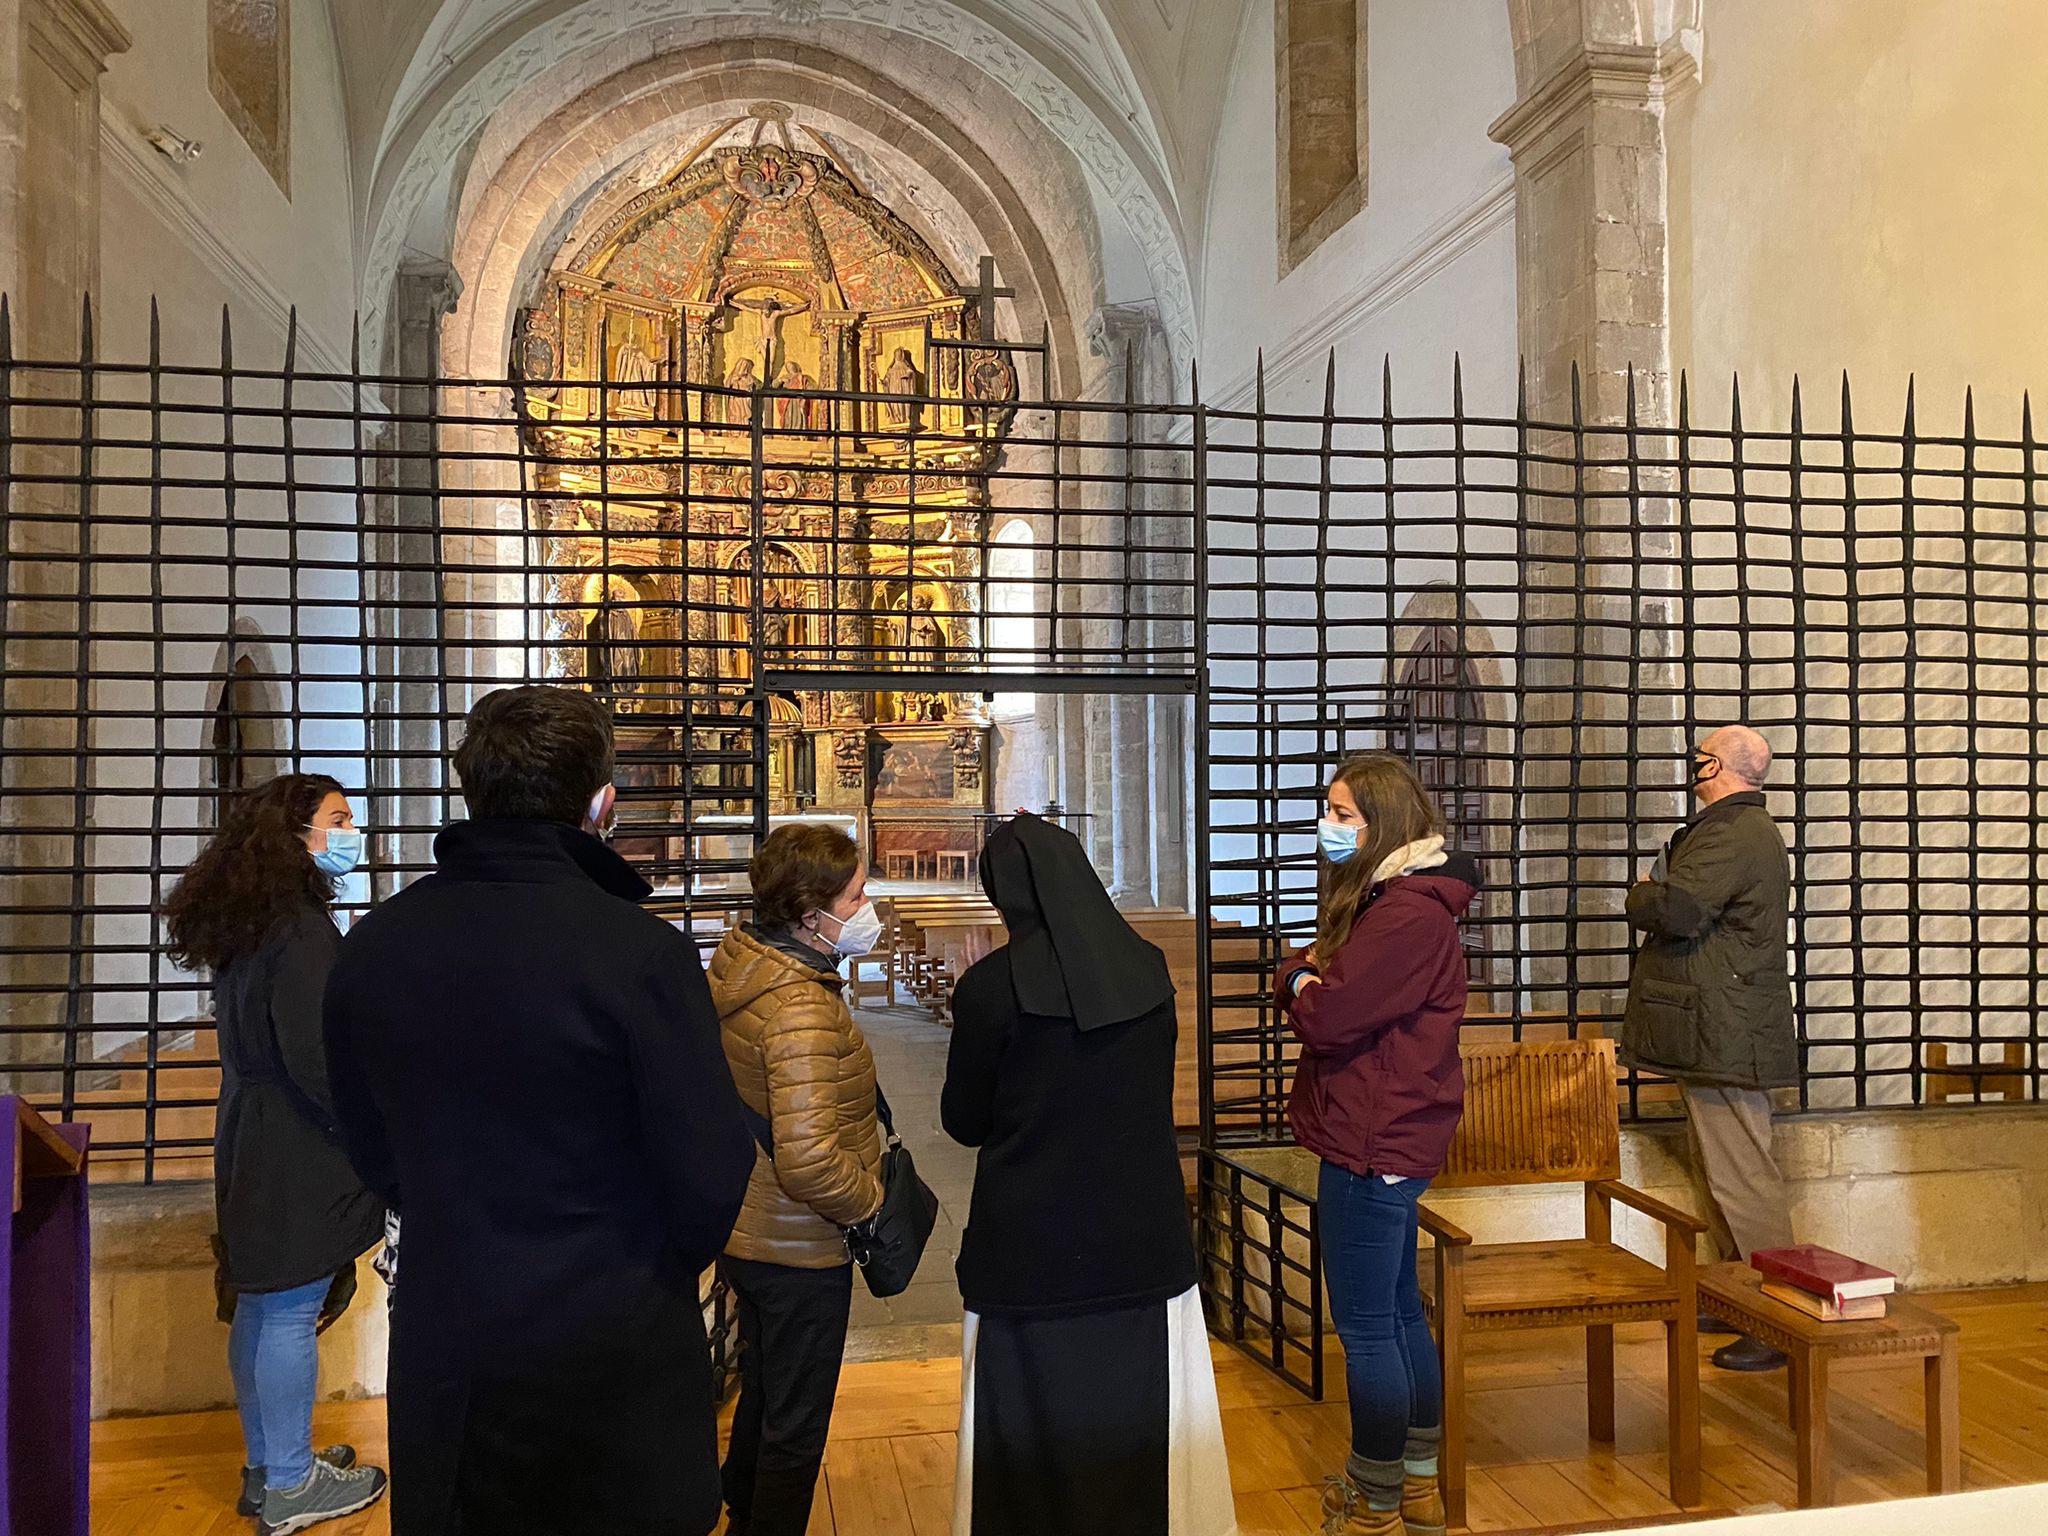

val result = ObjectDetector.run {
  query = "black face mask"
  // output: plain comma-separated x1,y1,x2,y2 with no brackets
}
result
1691,753,1722,787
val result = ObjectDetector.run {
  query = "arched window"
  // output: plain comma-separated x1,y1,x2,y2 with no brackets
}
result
1393,624,1489,973
209,652,280,823
986,519,1037,671
985,519,1039,723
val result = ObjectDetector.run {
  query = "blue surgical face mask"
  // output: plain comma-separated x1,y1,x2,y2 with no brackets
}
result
1317,819,1359,864
310,826,365,878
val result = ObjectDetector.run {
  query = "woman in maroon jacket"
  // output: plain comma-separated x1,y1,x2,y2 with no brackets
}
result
1278,754,1478,1536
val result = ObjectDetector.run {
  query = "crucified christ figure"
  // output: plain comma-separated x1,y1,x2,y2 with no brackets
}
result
730,292,810,381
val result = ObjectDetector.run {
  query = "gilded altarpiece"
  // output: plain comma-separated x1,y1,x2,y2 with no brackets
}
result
514,135,1019,868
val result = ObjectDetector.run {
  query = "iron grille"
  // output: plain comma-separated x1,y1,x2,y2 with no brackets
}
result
0,309,2040,1189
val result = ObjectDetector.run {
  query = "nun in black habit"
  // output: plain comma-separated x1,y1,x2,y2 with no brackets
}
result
941,813,1237,1536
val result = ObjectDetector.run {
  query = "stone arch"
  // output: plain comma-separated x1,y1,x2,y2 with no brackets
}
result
363,3,1193,370
425,38,1115,686
438,41,1098,399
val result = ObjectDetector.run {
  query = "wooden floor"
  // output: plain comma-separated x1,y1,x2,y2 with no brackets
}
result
91,1283,2048,1535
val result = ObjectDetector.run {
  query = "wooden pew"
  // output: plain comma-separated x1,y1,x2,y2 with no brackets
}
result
884,895,1005,1016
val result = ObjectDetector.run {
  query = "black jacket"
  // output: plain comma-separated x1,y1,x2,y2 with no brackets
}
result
942,949,1197,1318
323,819,755,1536
212,905,384,1293
1622,790,1799,1089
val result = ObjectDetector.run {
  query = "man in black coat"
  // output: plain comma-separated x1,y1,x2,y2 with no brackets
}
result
324,686,754,1535
1622,722,1797,1374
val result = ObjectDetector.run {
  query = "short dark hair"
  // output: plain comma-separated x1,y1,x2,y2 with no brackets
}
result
750,824,860,931
453,685,615,823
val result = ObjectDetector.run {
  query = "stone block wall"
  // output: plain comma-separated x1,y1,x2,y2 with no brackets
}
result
1430,1103,2048,1287
90,1181,388,1418
1209,1103,2048,1355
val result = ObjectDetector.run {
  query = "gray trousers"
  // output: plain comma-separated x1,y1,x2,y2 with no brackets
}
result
1680,1083,1795,1261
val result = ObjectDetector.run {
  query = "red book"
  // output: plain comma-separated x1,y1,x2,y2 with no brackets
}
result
1751,1245,1896,1304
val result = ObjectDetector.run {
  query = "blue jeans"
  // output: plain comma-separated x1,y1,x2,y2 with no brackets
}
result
227,1278,328,1489
1318,1161,1442,1463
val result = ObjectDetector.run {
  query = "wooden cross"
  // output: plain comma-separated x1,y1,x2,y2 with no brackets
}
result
969,256,1015,337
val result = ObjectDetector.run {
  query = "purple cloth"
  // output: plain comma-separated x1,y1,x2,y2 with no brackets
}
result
2,1100,92,1536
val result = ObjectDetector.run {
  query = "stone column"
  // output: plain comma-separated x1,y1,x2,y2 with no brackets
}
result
12,0,126,352
1489,2,1699,998
368,258,461,889
0,0,129,1086
1489,26,1688,425
1087,302,1174,908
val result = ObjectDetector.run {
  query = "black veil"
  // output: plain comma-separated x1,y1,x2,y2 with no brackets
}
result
978,813,1174,1031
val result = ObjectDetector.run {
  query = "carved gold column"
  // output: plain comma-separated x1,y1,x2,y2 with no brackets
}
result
681,303,719,425
830,494,871,723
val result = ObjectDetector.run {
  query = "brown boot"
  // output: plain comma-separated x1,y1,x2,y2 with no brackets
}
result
1401,1473,1446,1536
1319,1476,1405,1536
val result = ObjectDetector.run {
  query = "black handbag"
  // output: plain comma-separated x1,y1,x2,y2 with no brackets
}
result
844,1089,941,1298
738,1085,938,1300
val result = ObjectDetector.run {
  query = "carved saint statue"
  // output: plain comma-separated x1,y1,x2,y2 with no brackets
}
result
721,356,760,423
759,586,793,656
611,341,659,414
881,347,923,429
909,595,947,666
774,359,815,431
596,593,641,697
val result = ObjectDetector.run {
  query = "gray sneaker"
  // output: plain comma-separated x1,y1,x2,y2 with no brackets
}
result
238,1446,359,1516
258,1458,388,1535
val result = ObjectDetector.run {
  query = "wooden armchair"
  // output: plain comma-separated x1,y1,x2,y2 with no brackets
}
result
1418,1038,1704,1527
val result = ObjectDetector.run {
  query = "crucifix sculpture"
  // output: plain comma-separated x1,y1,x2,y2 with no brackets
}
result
730,292,810,379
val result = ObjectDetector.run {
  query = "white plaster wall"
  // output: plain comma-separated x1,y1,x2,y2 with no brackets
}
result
1664,6,2048,1104
76,360,372,1049
1196,0,1519,417
1668,0,2048,438
75,2,371,1051
1194,2,1526,939
94,0,356,368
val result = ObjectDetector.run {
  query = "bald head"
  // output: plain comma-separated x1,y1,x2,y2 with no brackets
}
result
1697,724,1771,801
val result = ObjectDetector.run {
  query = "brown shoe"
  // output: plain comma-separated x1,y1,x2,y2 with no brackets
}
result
1319,1476,1405,1536
1401,1473,1446,1536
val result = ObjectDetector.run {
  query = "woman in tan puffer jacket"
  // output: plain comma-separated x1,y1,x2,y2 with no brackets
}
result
709,823,885,1536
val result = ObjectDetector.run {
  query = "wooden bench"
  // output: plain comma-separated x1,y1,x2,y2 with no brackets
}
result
846,900,896,1010
1697,1261,1961,1508
1419,1038,1704,1527
1927,1040,2028,1103
887,895,1004,1016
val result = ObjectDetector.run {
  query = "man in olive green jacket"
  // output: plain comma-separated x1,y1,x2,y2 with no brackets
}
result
1622,723,1796,1373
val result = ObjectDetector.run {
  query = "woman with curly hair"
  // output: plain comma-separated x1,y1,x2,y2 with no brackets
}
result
165,773,388,1534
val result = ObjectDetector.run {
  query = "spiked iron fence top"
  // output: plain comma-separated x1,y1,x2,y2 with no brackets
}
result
0,301,2040,1178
